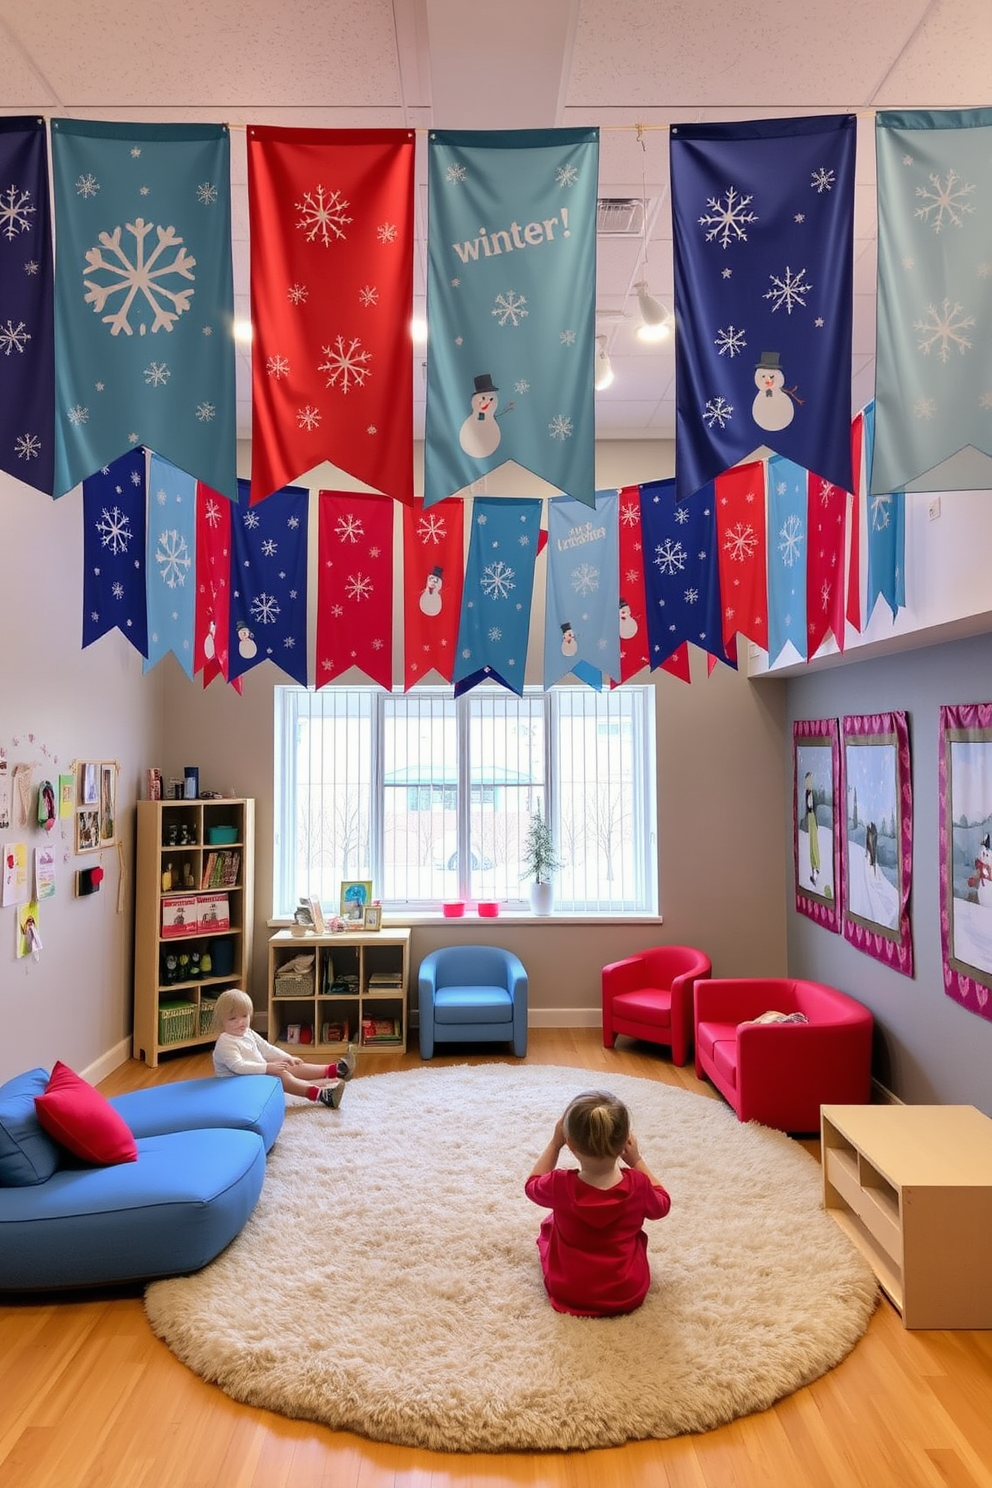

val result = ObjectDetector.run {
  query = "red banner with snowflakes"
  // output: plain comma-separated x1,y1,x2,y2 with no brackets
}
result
846,410,864,634
714,461,768,654
615,485,689,684
402,498,465,689
195,482,241,692
247,128,415,507
806,472,847,656
316,491,395,689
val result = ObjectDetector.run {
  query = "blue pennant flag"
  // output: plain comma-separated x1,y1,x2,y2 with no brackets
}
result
453,496,543,697
228,479,309,686
862,404,906,620
0,118,54,495
145,453,197,676
51,119,236,500
424,129,599,510
671,114,856,504
640,479,731,669
873,109,992,493
82,448,148,655
544,490,620,688
766,455,809,663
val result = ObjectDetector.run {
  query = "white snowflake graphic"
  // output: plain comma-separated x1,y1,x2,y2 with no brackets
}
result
571,563,600,596
251,592,281,625
14,432,40,461
261,539,278,557
715,324,747,358
445,163,467,185
778,514,804,567
0,320,30,356
196,182,218,206
266,354,290,379
549,413,573,441
492,290,528,327
155,529,192,589
698,186,758,248
296,185,351,245
203,497,223,528
560,329,576,346
287,283,309,305
417,513,447,545
488,626,503,642
243,510,260,529
654,539,686,576
196,402,216,422
684,587,699,605
556,164,579,188
112,582,124,600
674,506,690,524
144,361,170,386
481,561,516,600
914,396,937,420
914,298,975,361
723,522,758,562
764,265,811,315
620,500,640,527
68,405,90,426
97,506,133,555
23,260,39,275
346,573,373,602
703,396,733,429
515,379,530,395
980,392,992,411
319,335,372,393
820,580,832,613
377,223,398,244
870,493,893,532
297,405,322,431
810,167,835,194
915,169,976,232
358,285,378,308
75,174,100,199
83,218,195,335
0,185,34,240
335,513,365,544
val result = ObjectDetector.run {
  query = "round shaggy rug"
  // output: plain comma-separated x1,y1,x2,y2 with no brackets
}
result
144,1064,878,1453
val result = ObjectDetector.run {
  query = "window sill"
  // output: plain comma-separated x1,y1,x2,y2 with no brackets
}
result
269,913,663,930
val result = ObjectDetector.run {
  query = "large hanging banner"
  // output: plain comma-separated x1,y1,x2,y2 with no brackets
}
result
452,496,542,696
670,114,855,504
81,448,147,656
424,129,599,510
195,481,239,690
873,109,992,494
316,491,395,690
862,403,905,623
714,460,768,655
51,119,236,500
228,479,309,686
0,118,54,495
247,128,415,506
615,485,690,685
806,472,847,656
766,455,809,664
640,479,731,670
939,703,992,1026
544,491,620,689
145,453,197,676
402,498,465,689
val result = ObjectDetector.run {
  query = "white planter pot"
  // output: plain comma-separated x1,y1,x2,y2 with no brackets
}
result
529,881,554,916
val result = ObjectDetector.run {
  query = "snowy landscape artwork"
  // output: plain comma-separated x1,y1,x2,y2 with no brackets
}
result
843,738,900,934
947,737,992,980
793,719,840,932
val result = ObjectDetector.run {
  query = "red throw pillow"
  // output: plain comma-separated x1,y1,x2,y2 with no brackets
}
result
34,1061,138,1166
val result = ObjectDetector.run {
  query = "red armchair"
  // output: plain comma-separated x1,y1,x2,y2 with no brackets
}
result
693,977,873,1132
602,945,711,1066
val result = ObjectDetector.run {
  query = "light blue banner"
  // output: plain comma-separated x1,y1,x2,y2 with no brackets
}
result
425,129,599,510
544,490,620,687
766,455,808,664
453,497,542,696
863,403,906,620
873,109,992,493
144,452,197,676
51,119,236,500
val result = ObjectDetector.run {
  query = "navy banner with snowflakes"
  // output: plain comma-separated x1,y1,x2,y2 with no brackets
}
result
82,449,148,655
50,119,236,499
544,491,620,688
424,129,599,510
640,479,732,670
228,478,309,686
0,118,54,495
453,496,543,697
671,114,856,504
145,453,197,676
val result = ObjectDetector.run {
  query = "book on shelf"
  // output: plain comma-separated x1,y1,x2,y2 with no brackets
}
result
161,895,198,937
321,1019,350,1043
361,1016,403,1042
195,893,230,931
367,971,402,986
201,849,240,889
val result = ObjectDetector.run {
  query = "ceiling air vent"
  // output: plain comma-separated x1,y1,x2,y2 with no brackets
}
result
596,197,645,236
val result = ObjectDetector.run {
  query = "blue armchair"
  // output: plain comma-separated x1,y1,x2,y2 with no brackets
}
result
418,946,528,1058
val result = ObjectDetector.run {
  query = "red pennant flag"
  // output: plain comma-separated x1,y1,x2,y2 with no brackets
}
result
195,483,241,693
316,492,395,689
714,461,768,655
806,473,848,656
846,411,864,634
402,499,465,688
248,128,415,506
614,485,690,685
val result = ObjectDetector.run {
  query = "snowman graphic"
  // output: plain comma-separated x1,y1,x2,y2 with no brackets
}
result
459,373,504,459
203,618,217,662
419,565,444,617
618,598,638,640
752,350,801,432
560,621,578,658
236,622,257,660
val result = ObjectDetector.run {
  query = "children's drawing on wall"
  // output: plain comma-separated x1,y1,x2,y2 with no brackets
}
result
59,774,75,817
792,719,840,932
843,736,900,935
81,762,98,806
35,843,56,900
76,808,100,853
0,759,10,831
100,764,116,845
17,900,42,959
2,841,29,907
946,736,992,979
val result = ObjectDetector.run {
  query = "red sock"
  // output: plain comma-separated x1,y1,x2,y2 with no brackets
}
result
306,1085,320,1101
323,1064,336,1078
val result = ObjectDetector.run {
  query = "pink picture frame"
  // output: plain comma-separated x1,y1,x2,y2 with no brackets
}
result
793,717,841,932
840,710,913,977
939,702,992,1025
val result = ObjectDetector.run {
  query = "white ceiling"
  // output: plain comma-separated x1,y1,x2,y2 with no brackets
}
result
2,0,991,445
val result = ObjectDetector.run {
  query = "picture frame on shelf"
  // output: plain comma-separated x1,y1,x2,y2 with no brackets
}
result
340,879,372,923
308,896,326,934
75,807,100,853
363,904,382,932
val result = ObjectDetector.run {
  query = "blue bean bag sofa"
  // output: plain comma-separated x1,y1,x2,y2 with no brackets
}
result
0,1068,284,1291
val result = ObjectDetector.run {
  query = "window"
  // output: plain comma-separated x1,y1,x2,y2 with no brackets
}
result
274,685,657,916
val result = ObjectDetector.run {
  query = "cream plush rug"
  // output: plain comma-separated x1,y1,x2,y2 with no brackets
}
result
145,1064,877,1453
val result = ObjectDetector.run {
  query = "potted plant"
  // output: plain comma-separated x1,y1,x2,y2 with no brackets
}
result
522,803,562,915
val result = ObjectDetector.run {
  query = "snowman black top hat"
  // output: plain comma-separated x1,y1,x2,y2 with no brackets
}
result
430,564,443,578
756,350,782,370
561,621,573,633
473,372,498,394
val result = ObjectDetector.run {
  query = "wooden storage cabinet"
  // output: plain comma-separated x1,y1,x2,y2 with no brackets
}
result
821,1103,992,1329
133,798,255,1067
267,928,410,1055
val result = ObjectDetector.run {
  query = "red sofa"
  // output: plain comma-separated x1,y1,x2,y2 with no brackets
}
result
693,977,873,1132
602,945,711,1066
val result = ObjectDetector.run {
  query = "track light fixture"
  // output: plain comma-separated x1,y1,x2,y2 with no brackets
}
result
635,281,672,343
594,333,614,390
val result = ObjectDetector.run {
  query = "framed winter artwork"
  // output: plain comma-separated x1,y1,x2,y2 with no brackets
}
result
840,711,913,976
793,718,840,932
938,703,992,1025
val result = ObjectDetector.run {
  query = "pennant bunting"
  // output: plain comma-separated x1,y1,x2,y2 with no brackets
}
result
424,129,599,509
873,109,992,494
228,478,309,685
316,491,395,689
766,456,809,663
402,498,465,689
714,460,768,654
452,497,542,696
544,491,620,688
145,453,197,676
640,479,733,670
0,117,54,495
195,481,240,690
615,485,651,683
247,128,415,506
806,472,847,656
846,409,865,633
51,119,236,499
670,114,856,503
862,402,906,622
81,448,148,655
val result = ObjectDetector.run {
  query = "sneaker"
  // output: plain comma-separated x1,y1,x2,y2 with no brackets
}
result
317,1080,345,1109
337,1043,358,1081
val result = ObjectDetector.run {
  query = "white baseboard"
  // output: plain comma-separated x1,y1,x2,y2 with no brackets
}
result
83,1038,133,1087
527,1008,602,1028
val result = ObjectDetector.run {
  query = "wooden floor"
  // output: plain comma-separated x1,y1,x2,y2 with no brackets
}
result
2,1028,991,1488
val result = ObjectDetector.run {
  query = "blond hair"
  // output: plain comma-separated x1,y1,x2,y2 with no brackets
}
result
212,987,254,1033
562,1090,630,1160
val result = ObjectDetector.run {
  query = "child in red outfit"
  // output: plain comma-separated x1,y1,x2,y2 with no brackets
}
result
525,1089,671,1316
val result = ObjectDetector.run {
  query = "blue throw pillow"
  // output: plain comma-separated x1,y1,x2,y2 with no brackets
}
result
0,1068,61,1185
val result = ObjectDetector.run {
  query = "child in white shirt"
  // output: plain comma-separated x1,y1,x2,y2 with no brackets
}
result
212,988,355,1108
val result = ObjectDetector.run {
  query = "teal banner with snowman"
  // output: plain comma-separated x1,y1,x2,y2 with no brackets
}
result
424,129,599,510
544,490,620,688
